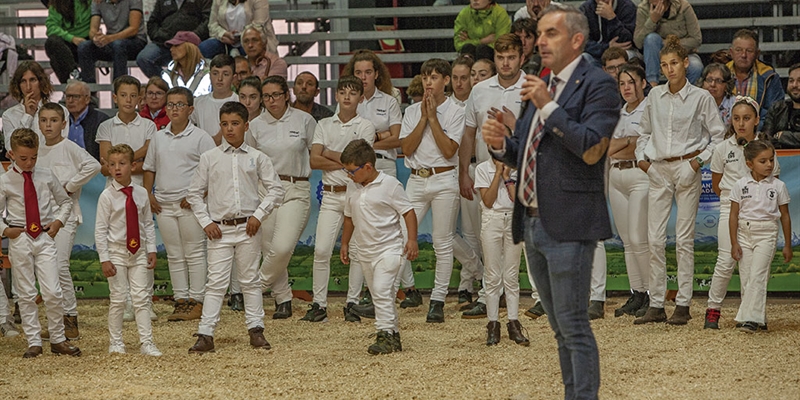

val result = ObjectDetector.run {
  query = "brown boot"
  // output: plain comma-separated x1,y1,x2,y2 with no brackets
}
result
507,320,530,346
22,346,43,358
666,305,692,325
51,340,81,356
184,300,203,321
248,327,271,350
486,321,501,346
64,315,79,340
633,307,667,325
167,298,190,321
188,333,215,354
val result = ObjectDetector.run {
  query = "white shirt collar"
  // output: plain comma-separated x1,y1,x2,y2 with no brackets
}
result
113,113,142,126
552,56,582,88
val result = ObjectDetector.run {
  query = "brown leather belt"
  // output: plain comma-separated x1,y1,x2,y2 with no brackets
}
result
410,165,456,178
322,184,347,193
526,207,539,217
213,217,249,226
662,149,702,163
279,175,309,183
611,160,636,170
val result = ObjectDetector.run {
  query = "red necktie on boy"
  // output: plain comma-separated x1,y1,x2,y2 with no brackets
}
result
120,186,140,254
22,171,42,238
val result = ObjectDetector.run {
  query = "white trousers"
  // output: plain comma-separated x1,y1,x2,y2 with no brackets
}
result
107,244,154,346
362,252,404,332
708,200,736,309
259,180,311,304
481,210,522,321
406,171,460,302
9,233,65,346
311,191,363,307
198,225,264,336
734,220,778,324
608,166,650,292
0,272,11,322
53,219,78,316
590,242,607,302
458,163,484,292
646,160,702,308
376,158,416,290
156,201,207,302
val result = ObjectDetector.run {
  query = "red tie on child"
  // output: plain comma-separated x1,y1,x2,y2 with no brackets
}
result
121,186,140,254
22,171,42,238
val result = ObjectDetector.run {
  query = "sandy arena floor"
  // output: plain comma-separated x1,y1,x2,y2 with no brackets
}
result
0,295,799,399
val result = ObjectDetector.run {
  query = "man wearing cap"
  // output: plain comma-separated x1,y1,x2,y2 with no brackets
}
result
136,0,212,78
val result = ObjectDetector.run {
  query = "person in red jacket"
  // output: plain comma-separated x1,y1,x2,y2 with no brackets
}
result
139,76,171,130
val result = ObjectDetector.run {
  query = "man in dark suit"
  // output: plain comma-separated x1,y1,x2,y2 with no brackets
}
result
64,80,110,161
483,4,619,399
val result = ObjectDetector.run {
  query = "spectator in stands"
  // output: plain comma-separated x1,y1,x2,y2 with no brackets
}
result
45,0,91,84
699,63,735,127
199,0,277,59
161,31,212,97
242,25,287,80
291,71,333,122
64,80,110,161
237,76,264,120
580,0,637,63
726,29,785,130
709,49,731,65
450,55,474,107
233,56,251,89
765,64,800,148
514,0,550,21
77,0,147,84
135,0,211,78
602,47,628,83
454,0,511,61
140,76,170,130
633,0,702,87
406,75,424,104
511,17,537,66
471,58,495,86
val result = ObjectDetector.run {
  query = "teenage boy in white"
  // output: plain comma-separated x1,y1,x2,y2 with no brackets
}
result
190,54,239,145
400,58,465,323
303,76,375,323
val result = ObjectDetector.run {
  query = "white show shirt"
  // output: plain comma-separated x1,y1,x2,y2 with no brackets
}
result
187,142,284,229
312,114,375,186
612,99,646,140
465,73,526,164
730,175,789,221
38,139,101,224
344,172,412,259
0,165,72,235
96,114,157,186
190,92,239,136
2,102,69,151
247,107,316,177
474,160,516,212
710,136,781,199
399,96,465,170
358,89,402,160
95,179,157,262
143,123,216,203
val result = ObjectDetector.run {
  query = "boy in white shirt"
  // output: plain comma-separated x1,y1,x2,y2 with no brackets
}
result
340,139,418,354
144,86,216,322
0,128,80,358
400,58,465,323
187,102,284,353
37,103,101,340
96,144,161,356
303,76,375,323
190,54,239,145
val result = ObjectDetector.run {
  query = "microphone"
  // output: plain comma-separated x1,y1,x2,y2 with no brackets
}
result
520,54,542,114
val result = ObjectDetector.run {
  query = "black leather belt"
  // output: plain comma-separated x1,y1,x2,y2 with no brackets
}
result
213,217,249,226
376,153,386,159
526,207,539,217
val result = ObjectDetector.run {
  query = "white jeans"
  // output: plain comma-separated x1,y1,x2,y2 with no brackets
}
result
198,224,264,336
608,166,650,292
590,242,607,302
311,191,363,307
734,220,778,324
361,252,404,332
647,160,702,308
260,180,311,304
107,244,154,346
458,163,483,292
156,201,207,302
708,200,736,309
406,170,460,302
481,209,522,321
9,233,65,346
53,219,78,316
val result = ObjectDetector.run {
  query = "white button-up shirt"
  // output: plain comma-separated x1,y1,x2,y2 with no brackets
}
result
38,139,101,224
0,165,72,236
143,123,216,203
312,114,375,186
2,102,69,151
96,114,157,186
465,73,526,164
400,96,465,169
730,175,789,221
247,107,316,178
94,179,157,262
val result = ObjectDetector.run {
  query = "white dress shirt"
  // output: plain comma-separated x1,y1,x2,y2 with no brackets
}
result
189,92,239,135
0,165,72,236
247,107,316,178
312,114,375,186
400,96,465,169
94,179,157,262
730,175,789,221
96,114,157,186
2,102,69,151
38,139,101,224
465,73,526,164
143,123,216,203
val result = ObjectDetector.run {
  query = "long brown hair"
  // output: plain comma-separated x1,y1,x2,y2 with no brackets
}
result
171,42,203,81
10,61,53,102
342,49,393,95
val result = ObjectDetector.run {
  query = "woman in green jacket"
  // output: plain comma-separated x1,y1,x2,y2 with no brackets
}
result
454,0,511,60
45,0,91,84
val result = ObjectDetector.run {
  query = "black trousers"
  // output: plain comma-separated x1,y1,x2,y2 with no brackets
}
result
45,35,81,84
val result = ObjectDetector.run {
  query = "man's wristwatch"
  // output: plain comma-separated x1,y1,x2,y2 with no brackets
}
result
694,157,704,168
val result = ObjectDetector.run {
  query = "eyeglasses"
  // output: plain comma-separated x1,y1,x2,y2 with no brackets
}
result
704,78,728,85
146,91,165,98
343,164,365,176
604,65,623,73
64,94,87,101
166,102,189,109
263,91,285,101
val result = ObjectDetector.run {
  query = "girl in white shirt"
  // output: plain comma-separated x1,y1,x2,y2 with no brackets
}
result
729,139,792,333
238,76,264,121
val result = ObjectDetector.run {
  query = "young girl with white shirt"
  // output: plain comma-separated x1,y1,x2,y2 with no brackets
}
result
729,139,792,333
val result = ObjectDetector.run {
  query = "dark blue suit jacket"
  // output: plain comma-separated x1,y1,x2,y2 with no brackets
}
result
497,57,620,243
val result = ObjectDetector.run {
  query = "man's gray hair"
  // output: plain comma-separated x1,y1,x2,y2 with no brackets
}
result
65,79,90,95
540,3,589,51
242,24,268,46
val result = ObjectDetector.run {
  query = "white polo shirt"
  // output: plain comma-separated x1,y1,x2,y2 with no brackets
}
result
312,114,375,186
710,136,781,201
400,96,465,170
344,172,413,259
247,107,316,178
190,92,239,136
358,89,403,160
613,99,646,140
96,113,156,186
465,74,526,164
730,175,789,221
474,160,516,212
38,138,101,224
143,123,216,203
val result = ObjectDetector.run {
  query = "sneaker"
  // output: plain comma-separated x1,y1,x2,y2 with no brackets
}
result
614,291,646,317
140,342,162,356
399,289,422,309
344,302,361,323
703,308,721,330
426,300,445,323
108,343,126,354
1,321,20,337
588,301,605,320
168,299,190,321
367,331,396,355
457,290,472,304
525,301,546,319
123,300,135,322
350,303,375,319
229,293,244,312
359,289,373,306
188,333,215,354
149,304,158,321
299,303,328,322
738,321,758,333
462,302,487,319
64,315,79,340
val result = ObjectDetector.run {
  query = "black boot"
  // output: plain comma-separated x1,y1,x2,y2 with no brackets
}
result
426,300,445,323
486,321,501,346
272,300,292,319
614,290,646,317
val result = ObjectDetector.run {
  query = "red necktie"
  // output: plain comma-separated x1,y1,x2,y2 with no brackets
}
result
521,77,560,205
22,171,42,239
121,186,140,254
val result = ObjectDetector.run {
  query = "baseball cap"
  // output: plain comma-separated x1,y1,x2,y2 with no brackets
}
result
166,31,201,47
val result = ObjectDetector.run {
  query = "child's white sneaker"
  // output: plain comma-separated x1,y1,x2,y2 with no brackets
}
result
123,300,135,322
1,321,19,337
108,343,126,354
140,342,162,357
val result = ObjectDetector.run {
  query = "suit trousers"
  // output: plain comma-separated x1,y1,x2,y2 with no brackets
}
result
107,244,154,346
53,219,79,316
481,209,522,321
608,166,650,292
734,220,778,324
156,201,207,302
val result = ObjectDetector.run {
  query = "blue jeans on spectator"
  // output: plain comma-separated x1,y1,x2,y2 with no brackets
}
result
198,38,245,59
136,42,173,78
643,32,703,85
78,38,147,83
523,214,600,400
